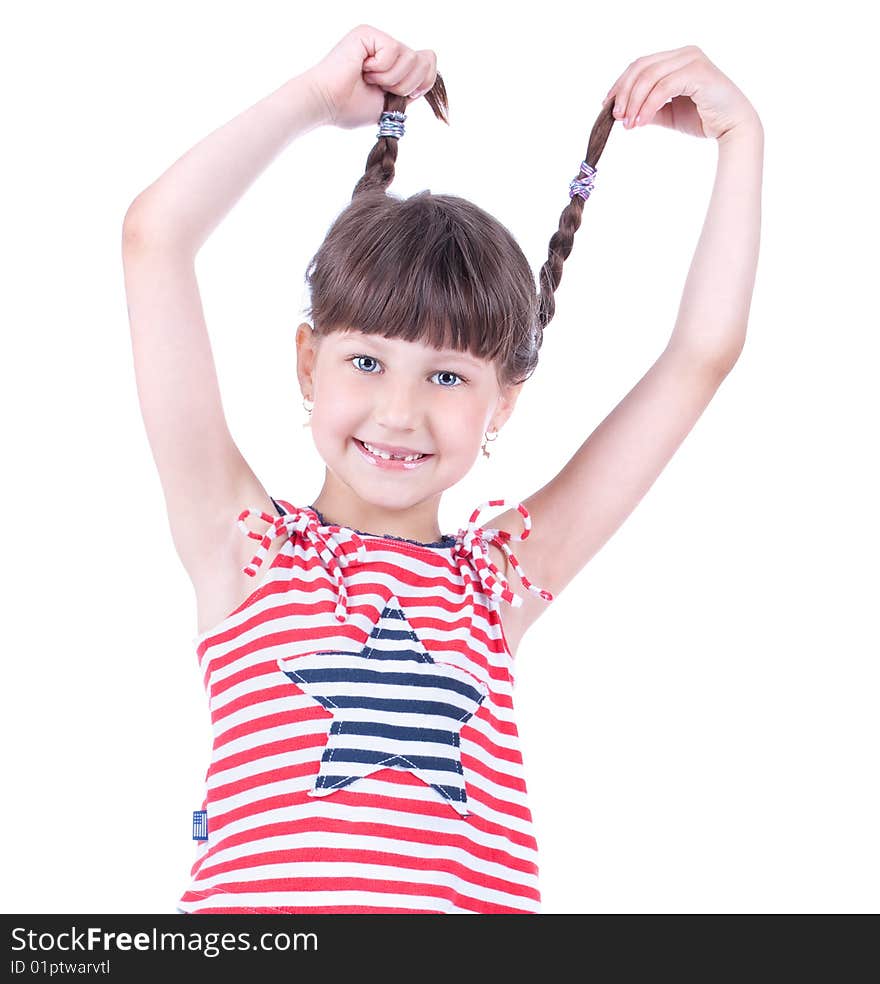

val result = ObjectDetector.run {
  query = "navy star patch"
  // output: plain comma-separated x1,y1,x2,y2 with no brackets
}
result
277,596,488,816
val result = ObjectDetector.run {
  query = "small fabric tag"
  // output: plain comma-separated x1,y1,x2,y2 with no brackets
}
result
192,810,208,840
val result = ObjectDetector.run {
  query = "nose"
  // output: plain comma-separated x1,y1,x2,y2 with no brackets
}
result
372,377,424,432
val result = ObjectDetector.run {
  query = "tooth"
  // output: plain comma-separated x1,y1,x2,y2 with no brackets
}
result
363,441,423,461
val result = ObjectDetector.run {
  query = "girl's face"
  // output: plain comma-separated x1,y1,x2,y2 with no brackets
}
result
296,324,520,516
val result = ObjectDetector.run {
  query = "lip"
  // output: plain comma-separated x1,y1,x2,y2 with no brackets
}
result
358,439,429,456
353,438,434,471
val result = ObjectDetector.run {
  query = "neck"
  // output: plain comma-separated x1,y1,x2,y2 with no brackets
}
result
310,474,445,543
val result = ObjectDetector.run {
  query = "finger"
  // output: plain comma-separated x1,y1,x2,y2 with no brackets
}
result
397,65,425,99
363,48,419,89
631,79,678,128
364,63,420,97
361,32,400,74
407,49,437,99
605,51,664,100
623,52,699,128
605,47,694,125
604,44,695,95
608,54,672,126
604,48,684,103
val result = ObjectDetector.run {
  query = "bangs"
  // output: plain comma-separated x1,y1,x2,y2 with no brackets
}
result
303,190,536,373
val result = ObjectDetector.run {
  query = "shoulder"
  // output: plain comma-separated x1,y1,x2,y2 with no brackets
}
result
475,502,555,640
183,472,281,593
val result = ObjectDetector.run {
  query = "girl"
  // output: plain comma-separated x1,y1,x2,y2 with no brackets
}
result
122,25,763,913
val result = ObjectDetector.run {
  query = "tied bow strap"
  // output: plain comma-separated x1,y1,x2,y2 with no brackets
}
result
237,506,367,623
453,499,554,610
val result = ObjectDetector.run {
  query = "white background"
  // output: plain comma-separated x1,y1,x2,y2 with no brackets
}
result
2,0,877,914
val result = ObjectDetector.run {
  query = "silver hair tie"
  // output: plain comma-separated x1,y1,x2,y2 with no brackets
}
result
377,110,407,140
569,161,597,201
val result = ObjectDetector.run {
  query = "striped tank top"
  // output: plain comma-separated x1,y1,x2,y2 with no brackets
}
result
176,496,553,914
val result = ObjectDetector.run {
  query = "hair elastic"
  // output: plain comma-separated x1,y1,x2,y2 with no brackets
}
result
377,110,407,140
569,161,597,201
376,111,595,205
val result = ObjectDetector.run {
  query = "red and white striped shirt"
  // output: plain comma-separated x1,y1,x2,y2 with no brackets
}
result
176,497,553,914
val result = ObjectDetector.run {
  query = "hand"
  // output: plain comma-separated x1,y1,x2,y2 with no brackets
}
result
304,23,439,130
601,45,760,140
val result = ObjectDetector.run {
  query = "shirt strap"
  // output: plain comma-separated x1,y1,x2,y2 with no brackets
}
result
236,505,366,623
454,499,554,608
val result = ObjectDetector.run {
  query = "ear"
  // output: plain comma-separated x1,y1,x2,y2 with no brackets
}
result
295,322,320,397
491,381,524,432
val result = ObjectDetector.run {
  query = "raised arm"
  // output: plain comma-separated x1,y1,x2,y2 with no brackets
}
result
489,49,763,634
122,24,443,589
665,120,763,366
121,69,329,583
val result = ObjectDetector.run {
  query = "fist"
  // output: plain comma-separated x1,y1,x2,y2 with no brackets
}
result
305,24,439,130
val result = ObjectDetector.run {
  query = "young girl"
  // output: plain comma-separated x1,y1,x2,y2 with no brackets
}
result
122,25,762,913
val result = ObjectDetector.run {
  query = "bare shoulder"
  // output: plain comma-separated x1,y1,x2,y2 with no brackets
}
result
171,461,279,599
188,470,289,637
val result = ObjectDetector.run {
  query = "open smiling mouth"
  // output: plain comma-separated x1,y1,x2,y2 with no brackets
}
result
353,438,434,469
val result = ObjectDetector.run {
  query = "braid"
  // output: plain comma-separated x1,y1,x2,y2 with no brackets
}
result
324,83,612,388
536,102,617,332
351,74,450,199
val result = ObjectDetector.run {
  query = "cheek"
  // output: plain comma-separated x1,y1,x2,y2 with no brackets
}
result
436,400,488,449
309,403,359,456
314,377,361,426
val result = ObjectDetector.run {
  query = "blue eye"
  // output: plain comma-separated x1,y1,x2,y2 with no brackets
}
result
351,355,380,374
431,370,465,388
348,356,466,387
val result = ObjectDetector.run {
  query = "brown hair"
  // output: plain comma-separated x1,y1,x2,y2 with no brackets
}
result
303,77,616,390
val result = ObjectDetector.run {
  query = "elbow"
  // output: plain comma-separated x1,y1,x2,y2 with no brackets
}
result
715,332,747,375
122,192,174,245
701,344,744,381
121,219,149,254
122,199,189,259
122,194,150,235
122,200,155,253
667,330,746,378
